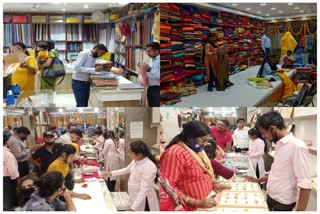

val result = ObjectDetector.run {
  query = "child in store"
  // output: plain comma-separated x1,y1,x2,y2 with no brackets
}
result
36,42,49,67
102,141,159,211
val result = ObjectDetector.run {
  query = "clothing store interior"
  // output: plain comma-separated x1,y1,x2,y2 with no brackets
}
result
160,107,317,211
3,3,160,108
160,3,317,107
3,107,160,211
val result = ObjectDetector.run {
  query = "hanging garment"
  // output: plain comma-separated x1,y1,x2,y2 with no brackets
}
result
204,43,218,79
277,72,297,99
280,31,297,62
216,50,233,91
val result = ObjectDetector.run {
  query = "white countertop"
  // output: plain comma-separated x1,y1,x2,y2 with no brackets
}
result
175,65,296,107
72,167,117,211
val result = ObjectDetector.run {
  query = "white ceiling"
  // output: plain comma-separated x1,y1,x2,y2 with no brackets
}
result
215,3,317,19
4,3,127,13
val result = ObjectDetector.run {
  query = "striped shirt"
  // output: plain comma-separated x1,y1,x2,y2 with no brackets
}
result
160,144,212,210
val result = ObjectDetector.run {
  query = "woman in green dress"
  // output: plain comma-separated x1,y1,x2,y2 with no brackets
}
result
39,40,60,91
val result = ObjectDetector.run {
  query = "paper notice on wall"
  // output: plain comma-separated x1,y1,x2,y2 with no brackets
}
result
130,122,143,139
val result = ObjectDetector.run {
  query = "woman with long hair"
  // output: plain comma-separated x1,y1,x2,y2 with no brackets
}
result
103,141,159,211
160,121,216,211
99,130,120,192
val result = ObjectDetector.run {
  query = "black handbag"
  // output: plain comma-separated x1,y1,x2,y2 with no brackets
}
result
42,58,66,86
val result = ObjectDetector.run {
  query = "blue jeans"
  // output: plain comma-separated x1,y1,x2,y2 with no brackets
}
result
72,79,90,107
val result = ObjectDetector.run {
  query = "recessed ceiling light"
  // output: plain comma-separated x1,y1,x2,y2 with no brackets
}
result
232,4,238,6
294,7,300,10
300,10,305,13
83,4,89,9
288,3,294,6
265,14,270,16
260,3,267,6
271,8,277,10
278,11,284,13
257,11,262,14
61,8,66,11
246,8,251,11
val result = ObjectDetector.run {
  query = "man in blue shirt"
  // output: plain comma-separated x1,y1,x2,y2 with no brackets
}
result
261,31,272,56
72,44,109,107
144,42,160,107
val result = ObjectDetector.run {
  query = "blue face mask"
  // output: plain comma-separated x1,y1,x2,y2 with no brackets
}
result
190,141,204,153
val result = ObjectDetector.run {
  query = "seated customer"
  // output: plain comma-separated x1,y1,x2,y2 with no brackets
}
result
257,54,281,81
18,175,40,207
282,50,296,68
22,171,76,211
204,140,235,180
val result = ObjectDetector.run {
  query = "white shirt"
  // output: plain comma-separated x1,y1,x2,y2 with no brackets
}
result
112,158,159,211
147,55,160,86
261,35,271,51
72,50,96,81
233,127,250,148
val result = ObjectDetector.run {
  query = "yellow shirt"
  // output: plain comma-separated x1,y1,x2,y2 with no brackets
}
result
11,56,38,92
47,159,69,178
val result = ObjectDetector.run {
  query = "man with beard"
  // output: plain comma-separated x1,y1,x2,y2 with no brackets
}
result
245,111,312,211
30,132,62,176
72,44,109,107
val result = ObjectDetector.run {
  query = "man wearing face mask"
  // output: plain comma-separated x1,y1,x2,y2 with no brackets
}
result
72,44,109,107
244,112,312,211
8,127,39,177
30,132,62,176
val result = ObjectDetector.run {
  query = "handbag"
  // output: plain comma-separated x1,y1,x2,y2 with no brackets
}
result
41,57,66,86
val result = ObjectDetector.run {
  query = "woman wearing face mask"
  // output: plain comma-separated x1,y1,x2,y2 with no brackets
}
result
103,141,159,211
47,144,91,200
22,171,76,211
99,130,120,192
160,121,216,211
18,175,40,207
244,128,266,180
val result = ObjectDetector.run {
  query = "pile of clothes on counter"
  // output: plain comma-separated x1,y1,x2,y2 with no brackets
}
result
91,74,119,90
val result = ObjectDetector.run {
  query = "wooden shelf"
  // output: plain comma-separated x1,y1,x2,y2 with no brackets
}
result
109,5,159,23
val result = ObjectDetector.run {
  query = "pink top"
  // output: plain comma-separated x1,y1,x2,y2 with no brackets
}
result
211,126,232,150
3,147,19,179
267,133,312,205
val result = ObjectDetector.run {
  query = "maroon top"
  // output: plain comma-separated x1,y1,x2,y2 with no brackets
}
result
210,159,234,179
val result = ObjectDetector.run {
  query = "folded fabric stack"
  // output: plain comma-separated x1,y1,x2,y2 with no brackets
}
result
160,91,182,106
160,23,171,41
171,24,183,41
192,14,202,23
91,75,119,89
160,42,172,62
160,64,175,83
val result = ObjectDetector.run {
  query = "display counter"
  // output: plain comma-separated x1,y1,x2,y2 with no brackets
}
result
89,76,144,107
198,153,268,211
72,168,117,211
175,65,296,107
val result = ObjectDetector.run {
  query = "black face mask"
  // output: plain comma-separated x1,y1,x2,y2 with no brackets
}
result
45,142,54,146
270,127,279,143
21,187,35,203
92,52,99,58
20,136,27,141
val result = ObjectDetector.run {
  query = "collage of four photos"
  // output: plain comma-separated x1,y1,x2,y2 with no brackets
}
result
2,1,318,213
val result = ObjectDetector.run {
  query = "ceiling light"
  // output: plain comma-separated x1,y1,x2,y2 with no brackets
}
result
278,11,284,13
294,7,300,10
257,11,262,14
271,8,277,10
61,8,66,11
78,108,83,113
232,4,238,6
288,3,294,6
83,4,89,9
246,8,251,11
299,10,305,13
265,14,270,16
94,107,99,113
260,3,267,6
59,108,63,113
